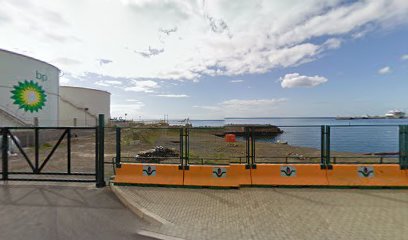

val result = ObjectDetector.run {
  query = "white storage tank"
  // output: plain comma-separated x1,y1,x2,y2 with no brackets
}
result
0,49,60,127
59,86,110,126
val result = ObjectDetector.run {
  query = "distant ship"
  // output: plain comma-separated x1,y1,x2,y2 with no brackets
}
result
385,110,406,118
336,114,382,120
336,110,406,120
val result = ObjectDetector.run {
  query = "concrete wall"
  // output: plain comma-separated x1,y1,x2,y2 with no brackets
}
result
0,49,60,127
59,86,110,126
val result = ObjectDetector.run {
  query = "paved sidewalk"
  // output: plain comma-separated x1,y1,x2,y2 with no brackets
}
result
113,186,408,240
0,183,156,240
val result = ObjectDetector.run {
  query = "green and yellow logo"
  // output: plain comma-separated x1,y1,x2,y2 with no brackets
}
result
11,80,47,112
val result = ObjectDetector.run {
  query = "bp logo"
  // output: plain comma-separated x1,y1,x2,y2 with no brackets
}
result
212,167,227,178
11,80,47,112
280,166,296,177
142,165,156,176
358,166,374,178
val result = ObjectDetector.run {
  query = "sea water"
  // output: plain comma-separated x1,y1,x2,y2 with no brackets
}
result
170,118,408,154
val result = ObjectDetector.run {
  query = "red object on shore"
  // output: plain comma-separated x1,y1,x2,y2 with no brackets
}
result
225,134,236,142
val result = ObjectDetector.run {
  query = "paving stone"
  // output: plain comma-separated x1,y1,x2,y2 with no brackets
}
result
116,186,408,240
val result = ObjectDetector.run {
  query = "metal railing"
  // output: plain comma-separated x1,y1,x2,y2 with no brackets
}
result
112,125,408,170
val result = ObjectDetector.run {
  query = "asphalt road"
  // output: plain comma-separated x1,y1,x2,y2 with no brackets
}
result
0,183,156,240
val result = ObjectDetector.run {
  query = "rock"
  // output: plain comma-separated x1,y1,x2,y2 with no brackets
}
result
135,146,179,163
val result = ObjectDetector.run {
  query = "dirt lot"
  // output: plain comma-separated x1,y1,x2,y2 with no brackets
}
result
116,127,392,164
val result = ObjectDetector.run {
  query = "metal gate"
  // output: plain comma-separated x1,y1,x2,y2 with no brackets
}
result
1,115,106,187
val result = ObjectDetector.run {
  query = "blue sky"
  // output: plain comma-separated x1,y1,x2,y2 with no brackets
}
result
1,0,408,119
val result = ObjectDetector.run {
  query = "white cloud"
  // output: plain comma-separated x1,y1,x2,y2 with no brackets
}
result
155,94,189,98
112,102,144,110
194,98,287,117
105,80,122,85
98,59,112,65
268,43,320,68
124,80,159,93
95,80,122,87
323,38,342,50
60,76,70,85
378,66,391,74
52,57,81,66
401,54,408,60
280,73,328,88
192,105,221,111
230,80,244,83
1,0,408,81
95,81,110,87
111,101,145,118
222,98,286,111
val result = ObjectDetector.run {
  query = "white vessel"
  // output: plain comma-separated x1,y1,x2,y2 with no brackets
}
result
385,110,406,118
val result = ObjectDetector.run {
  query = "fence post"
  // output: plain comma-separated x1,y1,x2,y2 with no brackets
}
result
320,125,332,169
244,127,252,169
399,125,407,170
178,127,190,170
186,127,190,167
67,128,71,174
399,125,403,168
245,127,249,168
115,127,121,168
320,125,325,168
404,125,407,169
325,126,332,169
96,114,106,188
244,127,256,168
251,127,256,168
2,128,8,180
179,128,184,170
34,128,39,173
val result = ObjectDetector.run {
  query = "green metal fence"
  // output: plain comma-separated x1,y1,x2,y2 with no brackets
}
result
111,125,408,170
1,114,106,188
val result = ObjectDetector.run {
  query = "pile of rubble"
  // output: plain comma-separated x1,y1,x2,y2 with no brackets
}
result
135,146,179,163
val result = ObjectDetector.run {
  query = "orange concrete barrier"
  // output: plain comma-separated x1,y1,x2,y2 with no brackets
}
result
114,163,408,187
250,164,328,186
183,164,251,187
114,163,184,185
327,164,408,187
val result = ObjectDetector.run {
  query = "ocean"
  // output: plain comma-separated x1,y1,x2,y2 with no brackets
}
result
170,118,408,154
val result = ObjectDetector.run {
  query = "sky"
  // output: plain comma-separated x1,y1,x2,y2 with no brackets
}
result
1,0,408,120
